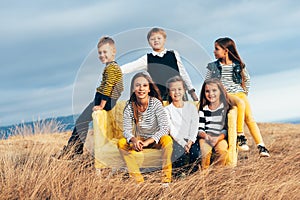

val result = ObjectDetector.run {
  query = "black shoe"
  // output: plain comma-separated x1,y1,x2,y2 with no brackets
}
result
237,135,250,151
258,145,270,157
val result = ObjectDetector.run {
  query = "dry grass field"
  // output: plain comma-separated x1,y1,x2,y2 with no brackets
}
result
0,122,299,200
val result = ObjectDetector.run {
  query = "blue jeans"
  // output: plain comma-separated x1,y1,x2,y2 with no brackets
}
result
171,140,200,168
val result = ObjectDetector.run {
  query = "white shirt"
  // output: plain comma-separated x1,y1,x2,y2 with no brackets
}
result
120,48,195,91
165,102,198,148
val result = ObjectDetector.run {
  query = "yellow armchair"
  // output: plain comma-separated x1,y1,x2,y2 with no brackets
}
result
93,101,238,170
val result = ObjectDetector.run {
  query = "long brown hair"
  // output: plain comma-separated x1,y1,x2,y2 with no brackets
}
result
127,71,162,125
199,78,231,112
215,37,247,91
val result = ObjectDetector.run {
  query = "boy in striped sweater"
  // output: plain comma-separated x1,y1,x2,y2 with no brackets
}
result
57,36,123,159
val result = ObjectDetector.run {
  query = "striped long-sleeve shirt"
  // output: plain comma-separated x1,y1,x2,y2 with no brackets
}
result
205,62,250,94
123,97,169,144
198,103,228,137
97,61,124,99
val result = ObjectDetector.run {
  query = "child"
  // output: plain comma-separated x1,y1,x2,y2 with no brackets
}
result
117,72,173,184
121,27,198,101
164,76,199,172
205,37,270,157
57,36,124,159
198,78,231,169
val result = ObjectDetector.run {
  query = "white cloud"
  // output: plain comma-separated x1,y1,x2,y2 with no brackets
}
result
249,68,300,122
1,0,300,126
0,85,73,126
0,1,132,41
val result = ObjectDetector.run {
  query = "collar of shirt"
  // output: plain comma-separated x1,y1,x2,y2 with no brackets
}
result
105,61,117,66
151,48,167,57
203,102,224,111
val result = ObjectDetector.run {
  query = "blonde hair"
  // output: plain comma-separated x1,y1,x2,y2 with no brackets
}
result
97,36,115,48
147,27,167,41
166,76,187,103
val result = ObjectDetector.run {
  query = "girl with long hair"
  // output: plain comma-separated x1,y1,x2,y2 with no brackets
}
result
118,71,173,184
205,37,270,157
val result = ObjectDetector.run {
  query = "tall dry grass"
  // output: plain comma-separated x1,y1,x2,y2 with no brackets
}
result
0,122,299,199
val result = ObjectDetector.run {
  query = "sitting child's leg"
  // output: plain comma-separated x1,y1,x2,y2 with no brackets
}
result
228,93,249,151
118,138,144,183
172,140,187,168
199,139,213,170
159,135,173,183
214,140,228,166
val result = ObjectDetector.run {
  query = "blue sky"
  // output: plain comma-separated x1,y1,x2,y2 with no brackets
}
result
1,0,300,126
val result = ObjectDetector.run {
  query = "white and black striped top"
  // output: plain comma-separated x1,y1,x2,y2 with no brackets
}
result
123,97,169,143
206,62,250,94
198,103,228,137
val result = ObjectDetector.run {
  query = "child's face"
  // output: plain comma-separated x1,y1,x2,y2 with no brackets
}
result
204,83,221,105
214,43,227,60
98,43,116,64
133,77,150,100
148,32,166,52
168,81,185,103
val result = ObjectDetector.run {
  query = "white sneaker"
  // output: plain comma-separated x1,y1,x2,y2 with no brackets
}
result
237,135,250,151
161,183,170,188
258,145,270,157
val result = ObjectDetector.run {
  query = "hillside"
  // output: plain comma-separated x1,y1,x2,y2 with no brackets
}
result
0,115,76,139
0,123,299,199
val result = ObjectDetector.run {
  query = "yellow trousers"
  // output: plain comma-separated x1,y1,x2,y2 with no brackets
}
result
200,139,228,169
228,92,264,145
118,135,173,183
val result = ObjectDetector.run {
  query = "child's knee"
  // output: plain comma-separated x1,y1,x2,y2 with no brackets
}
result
216,141,228,154
159,135,173,147
117,138,128,149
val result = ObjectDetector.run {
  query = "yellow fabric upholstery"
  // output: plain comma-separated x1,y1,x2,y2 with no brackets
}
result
93,100,238,169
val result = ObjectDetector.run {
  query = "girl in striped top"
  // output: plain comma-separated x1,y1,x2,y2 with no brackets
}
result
205,37,270,157
118,71,173,183
198,78,231,169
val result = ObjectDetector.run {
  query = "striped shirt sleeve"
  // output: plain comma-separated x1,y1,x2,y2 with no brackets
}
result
97,62,123,99
205,67,212,80
151,98,169,143
123,102,135,143
243,67,251,93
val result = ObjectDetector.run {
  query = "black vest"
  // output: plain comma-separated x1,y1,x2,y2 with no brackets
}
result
147,51,180,99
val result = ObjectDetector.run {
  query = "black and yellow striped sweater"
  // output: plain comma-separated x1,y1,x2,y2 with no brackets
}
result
96,61,124,100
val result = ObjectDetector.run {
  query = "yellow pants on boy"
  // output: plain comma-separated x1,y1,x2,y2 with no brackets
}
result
118,135,173,183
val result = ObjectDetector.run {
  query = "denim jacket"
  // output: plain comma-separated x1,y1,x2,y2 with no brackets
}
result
207,60,243,84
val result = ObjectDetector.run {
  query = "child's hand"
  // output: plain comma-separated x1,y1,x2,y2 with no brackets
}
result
141,138,155,148
190,91,199,101
208,136,219,147
198,131,207,139
131,137,144,152
184,140,193,153
93,106,103,111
